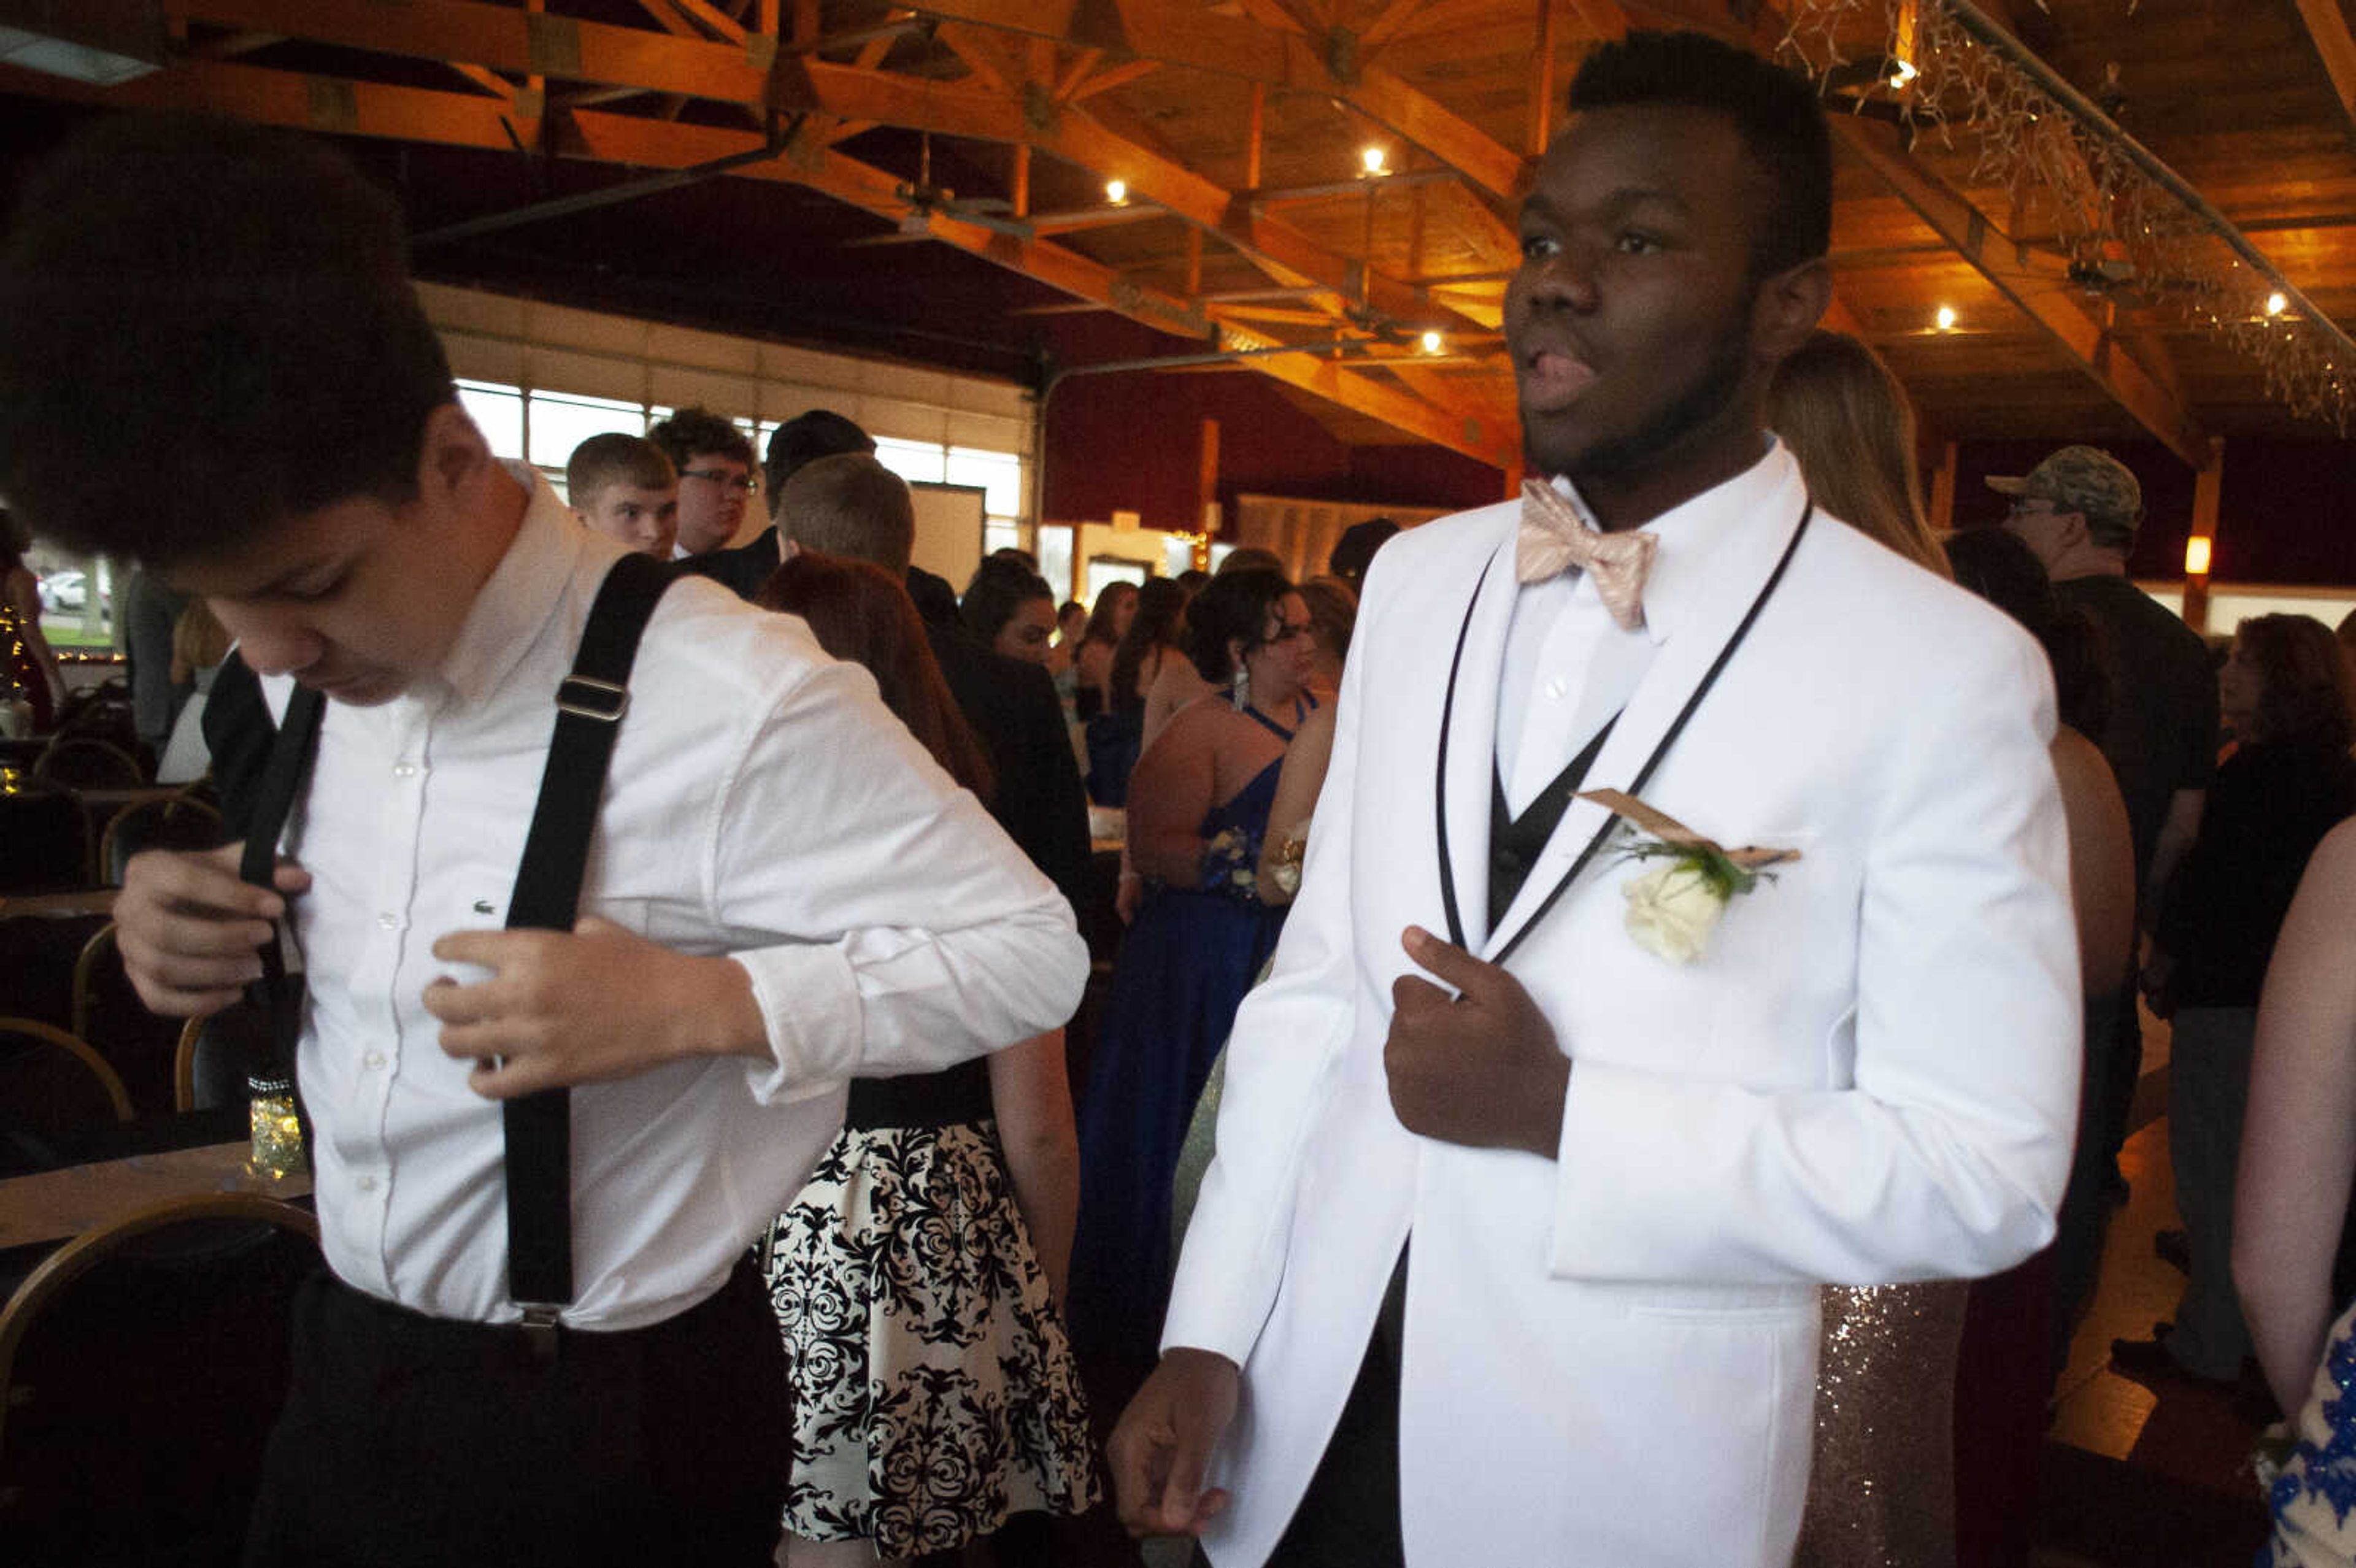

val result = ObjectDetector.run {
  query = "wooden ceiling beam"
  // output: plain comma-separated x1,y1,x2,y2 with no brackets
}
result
128,2,1521,455
1361,1,1439,55
934,21,1020,97
166,0,768,101
1070,58,1162,100
2288,0,2356,160
7,54,539,148
561,116,1514,464
641,0,747,46
1026,202,1169,234
1053,45,1103,102
895,1,1526,202
159,0,1485,332
1832,115,2209,467
446,62,514,100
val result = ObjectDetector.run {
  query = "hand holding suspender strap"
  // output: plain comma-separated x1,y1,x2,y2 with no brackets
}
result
240,686,325,1093
229,551,677,1354
504,550,676,1343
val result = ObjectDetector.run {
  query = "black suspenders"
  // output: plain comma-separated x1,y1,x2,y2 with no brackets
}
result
237,550,676,1334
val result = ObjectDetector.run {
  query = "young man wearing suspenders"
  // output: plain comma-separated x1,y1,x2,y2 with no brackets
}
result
0,116,1087,1567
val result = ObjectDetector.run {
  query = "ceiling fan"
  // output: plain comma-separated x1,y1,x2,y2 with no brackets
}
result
845,128,1033,246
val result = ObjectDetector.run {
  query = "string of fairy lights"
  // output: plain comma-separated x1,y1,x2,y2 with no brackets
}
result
1774,0,2356,434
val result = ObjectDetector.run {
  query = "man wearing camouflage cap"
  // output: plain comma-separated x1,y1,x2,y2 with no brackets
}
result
1993,445,2217,1312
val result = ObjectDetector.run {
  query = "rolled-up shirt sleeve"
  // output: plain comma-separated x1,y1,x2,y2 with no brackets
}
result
706,652,1088,1102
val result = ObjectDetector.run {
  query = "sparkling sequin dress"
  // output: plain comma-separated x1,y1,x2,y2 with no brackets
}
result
1793,1281,1968,1568
2266,1298,2356,1566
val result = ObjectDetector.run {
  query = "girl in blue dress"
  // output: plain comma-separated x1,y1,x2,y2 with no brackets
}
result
1066,567,1317,1402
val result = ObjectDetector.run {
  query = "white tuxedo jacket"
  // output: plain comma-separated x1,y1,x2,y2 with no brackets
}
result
1163,446,2080,1567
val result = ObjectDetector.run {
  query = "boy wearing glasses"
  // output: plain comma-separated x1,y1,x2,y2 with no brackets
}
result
650,405,757,558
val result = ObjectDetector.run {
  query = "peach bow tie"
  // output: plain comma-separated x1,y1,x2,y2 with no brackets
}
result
1516,478,1658,631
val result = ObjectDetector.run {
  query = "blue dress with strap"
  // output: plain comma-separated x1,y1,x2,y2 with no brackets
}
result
1066,695,1305,1401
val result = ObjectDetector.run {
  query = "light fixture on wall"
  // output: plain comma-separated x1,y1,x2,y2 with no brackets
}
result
1935,304,1958,331
1420,329,1444,354
2267,291,2289,317
2185,535,2213,575
1360,145,1389,178
1104,179,1128,206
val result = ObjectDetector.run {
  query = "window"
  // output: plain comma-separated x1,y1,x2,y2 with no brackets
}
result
872,437,947,487
458,380,525,461
947,447,1023,520
528,391,647,474
1037,525,1074,603
1085,556,1149,602
436,369,1030,545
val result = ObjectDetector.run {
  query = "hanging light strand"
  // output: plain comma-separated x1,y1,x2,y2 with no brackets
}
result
1776,0,2355,432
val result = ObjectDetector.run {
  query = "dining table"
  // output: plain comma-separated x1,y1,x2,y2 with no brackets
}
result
0,1107,309,1255
0,888,116,920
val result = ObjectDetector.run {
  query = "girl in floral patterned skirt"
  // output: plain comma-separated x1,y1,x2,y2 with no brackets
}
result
757,553,1097,1567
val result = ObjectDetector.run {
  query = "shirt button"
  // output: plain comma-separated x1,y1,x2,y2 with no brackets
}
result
393,763,418,778
355,1175,378,1193
1545,678,1568,700
377,912,398,929
363,1051,386,1070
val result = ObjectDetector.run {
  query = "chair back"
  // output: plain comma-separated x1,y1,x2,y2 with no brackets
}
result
0,1194,320,1564
175,1005,272,1114
0,783,91,894
33,737,145,790
0,1016,133,1177
71,923,181,1115
47,678,141,759
100,793,225,886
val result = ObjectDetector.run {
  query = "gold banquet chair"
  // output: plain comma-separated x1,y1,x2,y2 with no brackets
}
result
0,1015,131,1176
0,1193,321,1564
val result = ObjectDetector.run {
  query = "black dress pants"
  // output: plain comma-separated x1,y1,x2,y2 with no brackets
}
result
242,1254,790,1568
1264,1251,1409,1568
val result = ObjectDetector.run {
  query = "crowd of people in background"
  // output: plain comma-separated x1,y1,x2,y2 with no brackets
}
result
21,41,2356,1567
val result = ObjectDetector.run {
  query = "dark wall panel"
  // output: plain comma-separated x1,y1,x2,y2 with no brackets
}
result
1951,437,2356,586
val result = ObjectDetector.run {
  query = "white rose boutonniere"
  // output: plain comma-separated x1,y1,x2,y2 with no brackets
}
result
1577,788,1801,966
1622,859,1732,964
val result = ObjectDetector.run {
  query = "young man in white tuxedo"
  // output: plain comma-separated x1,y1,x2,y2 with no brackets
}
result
1109,29,2079,1567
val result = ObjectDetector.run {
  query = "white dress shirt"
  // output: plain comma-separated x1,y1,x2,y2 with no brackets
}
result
1494,446,1784,812
264,466,1087,1330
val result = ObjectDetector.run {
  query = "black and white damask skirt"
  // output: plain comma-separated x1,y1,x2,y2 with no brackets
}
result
758,1121,1099,1556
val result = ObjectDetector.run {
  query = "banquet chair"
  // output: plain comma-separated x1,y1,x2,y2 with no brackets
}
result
99,791,225,886
0,1016,133,1177
71,923,181,1115
32,736,145,790
0,1193,320,1567
175,1005,272,1113
0,783,91,893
